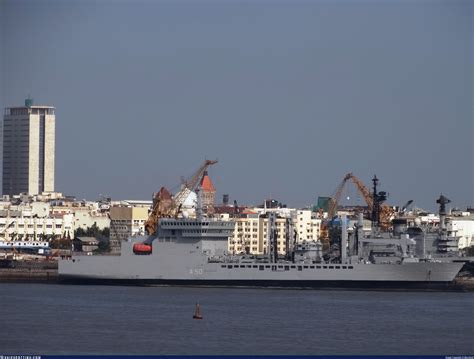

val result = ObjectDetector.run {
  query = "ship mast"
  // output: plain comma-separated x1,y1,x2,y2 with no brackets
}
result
371,175,387,233
267,212,278,263
195,185,203,221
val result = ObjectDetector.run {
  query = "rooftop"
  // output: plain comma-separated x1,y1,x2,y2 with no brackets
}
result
200,171,216,192
6,105,55,109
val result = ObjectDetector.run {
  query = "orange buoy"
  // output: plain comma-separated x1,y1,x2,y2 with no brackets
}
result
193,303,203,320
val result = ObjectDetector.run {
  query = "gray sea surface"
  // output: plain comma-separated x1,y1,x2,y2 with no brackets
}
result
0,283,473,355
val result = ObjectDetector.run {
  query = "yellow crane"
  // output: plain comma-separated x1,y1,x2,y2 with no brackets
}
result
144,159,218,235
322,173,395,239
327,173,373,219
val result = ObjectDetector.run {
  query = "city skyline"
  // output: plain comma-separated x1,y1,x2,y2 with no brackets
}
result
0,0,472,211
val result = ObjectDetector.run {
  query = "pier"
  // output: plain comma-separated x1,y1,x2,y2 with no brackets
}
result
0,260,58,283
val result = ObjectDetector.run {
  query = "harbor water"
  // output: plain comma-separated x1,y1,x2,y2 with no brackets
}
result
0,283,473,355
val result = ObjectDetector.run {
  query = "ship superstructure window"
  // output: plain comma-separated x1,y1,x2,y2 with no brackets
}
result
284,266,289,271
259,265,264,270
349,266,354,269
227,265,233,268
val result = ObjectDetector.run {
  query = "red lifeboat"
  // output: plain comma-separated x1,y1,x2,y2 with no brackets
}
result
133,243,152,255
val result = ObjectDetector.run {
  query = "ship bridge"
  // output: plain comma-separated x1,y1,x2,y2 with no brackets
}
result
158,218,234,240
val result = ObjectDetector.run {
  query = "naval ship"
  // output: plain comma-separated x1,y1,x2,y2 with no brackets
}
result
59,211,464,290
59,164,465,290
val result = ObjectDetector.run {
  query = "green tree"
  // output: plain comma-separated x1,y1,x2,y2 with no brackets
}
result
94,239,111,253
75,227,87,237
75,223,110,240
75,224,111,253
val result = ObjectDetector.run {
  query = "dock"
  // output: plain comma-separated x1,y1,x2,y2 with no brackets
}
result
0,260,58,283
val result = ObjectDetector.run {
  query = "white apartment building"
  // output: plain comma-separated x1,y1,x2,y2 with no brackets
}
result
51,200,110,231
0,213,74,241
295,209,321,242
2,99,55,196
230,213,261,254
228,209,321,255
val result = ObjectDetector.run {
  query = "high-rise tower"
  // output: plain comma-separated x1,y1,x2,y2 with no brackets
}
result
2,98,55,196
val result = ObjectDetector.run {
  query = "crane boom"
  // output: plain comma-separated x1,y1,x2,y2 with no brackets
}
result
327,173,394,229
144,160,218,235
328,173,373,218
172,159,218,212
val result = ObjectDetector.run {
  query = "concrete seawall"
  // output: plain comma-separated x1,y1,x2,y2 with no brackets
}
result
0,268,58,282
0,260,58,283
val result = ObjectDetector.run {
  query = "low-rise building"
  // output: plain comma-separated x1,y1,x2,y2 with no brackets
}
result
72,210,110,231
75,236,99,253
0,213,74,241
50,199,110,231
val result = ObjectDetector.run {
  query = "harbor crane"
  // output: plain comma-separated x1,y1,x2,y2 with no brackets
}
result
144,159,218,235
325,173,395,232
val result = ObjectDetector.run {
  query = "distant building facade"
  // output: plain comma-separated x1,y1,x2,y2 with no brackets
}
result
295,210,321,242
449,216,474,249
0,213,74,241
109,206,149,253
2,98,55,196
227,209,321,255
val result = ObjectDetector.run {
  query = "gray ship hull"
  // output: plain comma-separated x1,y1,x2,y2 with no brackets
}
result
59,239,465,291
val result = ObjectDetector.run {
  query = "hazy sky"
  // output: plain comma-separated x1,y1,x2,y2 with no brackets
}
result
1,0,472,211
